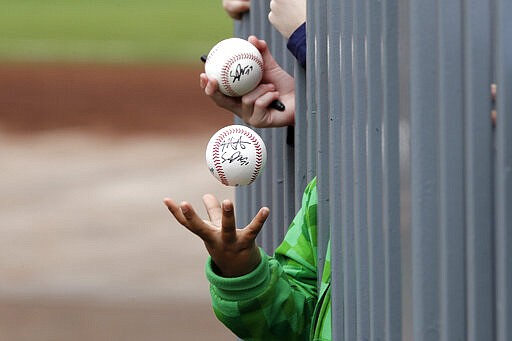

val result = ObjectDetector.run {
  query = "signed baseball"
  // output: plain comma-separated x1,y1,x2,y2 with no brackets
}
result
206,125,267,186
205,38,264,97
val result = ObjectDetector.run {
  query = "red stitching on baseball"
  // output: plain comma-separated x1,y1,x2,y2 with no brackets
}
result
245,128,263,184
212,131,229,186
211,126,264,186
221,53,263,96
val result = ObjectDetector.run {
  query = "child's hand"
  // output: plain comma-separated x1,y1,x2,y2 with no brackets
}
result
164,195,269,277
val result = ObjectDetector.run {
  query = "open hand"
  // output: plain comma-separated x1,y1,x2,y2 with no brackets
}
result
164,194,269,277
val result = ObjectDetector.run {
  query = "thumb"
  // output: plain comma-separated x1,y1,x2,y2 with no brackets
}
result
248,36,280,71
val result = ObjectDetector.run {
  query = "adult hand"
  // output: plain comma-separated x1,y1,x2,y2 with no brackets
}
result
164,195,269,277
268,0,306,39
200,36,295,127
223,0,251,20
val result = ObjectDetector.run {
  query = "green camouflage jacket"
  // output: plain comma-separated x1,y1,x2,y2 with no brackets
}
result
206,178,332,340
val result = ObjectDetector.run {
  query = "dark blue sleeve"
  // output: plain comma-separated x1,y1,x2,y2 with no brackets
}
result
287,22,307,69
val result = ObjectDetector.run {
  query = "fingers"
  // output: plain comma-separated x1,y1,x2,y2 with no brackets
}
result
248,36,280,73
163,198,212,241
200,74,221,97
223,0,251,20
221,200,236,231
248,35,267,52
245,207,269,238
164,197,268,248
199,73,208,89
253,91,280,113
204,76,220,96
202,194,222,226
221,200,237,242
241,83,276,107
163,198,187,225
201,75,242,113
240,83,276,124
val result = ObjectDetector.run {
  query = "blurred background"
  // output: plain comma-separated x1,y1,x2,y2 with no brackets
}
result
0,1,236,340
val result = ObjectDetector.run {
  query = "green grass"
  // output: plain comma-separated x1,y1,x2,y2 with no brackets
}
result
0,0,234,63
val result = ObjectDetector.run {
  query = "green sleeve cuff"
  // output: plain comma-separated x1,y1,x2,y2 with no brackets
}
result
206,248,271,301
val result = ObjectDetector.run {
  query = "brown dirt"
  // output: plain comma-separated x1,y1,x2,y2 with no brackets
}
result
0,298,234,341
0,62,236,341
0,62,232,136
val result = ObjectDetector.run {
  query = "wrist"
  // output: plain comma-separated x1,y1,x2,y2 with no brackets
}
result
286,20,305,40
213,247,262,278
206,248,271,300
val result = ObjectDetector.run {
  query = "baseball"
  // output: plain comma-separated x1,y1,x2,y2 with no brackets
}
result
205,38,264,97
206,125,267,186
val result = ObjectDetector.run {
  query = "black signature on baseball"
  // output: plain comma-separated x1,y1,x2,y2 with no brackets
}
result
230,64,254,83
220,136,251,152
222,151,250,166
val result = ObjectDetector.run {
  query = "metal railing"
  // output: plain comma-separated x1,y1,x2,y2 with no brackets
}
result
233,0,511,340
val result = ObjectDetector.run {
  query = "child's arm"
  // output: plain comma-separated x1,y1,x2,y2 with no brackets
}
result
206,179,319,340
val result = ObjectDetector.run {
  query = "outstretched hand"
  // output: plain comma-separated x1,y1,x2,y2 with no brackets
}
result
164,195,269,277
200,35,295,128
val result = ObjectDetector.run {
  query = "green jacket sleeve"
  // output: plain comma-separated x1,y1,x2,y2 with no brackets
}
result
206,179,318,340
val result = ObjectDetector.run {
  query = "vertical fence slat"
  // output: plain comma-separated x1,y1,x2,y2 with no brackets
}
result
437,1,466,340
234,19,251,233
294,64,309,207
339,0,357,339
495,0,512,339
253,0,272,252
409,1,440,340
381,1,402,340
463,0,495,339
267,2,285,248
313,0,331,283
306,0,317,185
326,0,344,337
366,0,385,339
353,0,370,339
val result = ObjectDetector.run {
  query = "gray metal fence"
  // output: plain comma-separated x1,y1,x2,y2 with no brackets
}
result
233,0,511,340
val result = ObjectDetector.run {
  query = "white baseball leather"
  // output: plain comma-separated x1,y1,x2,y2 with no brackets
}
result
206,125,267,186
205,38,264,97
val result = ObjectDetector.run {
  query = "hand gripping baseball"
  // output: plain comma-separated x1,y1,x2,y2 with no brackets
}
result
200,36,295,128
164,195,269,277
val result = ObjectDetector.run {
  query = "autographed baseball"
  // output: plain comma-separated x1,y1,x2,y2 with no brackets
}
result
205,38,264,97
206,125,267,186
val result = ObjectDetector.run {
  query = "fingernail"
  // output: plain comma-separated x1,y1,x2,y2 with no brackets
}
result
223,204,233,213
